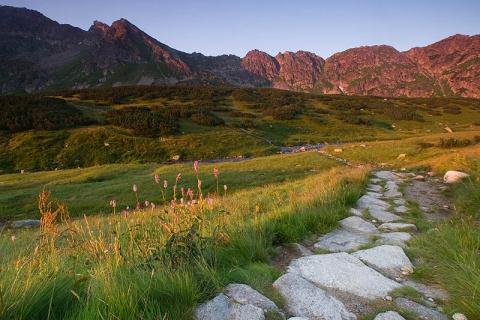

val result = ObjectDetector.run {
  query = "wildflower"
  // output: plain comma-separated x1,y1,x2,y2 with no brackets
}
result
151,203,155,209
181,187,185,197
214,167,219,178
110,200,117,208
224,185,227,191
136,202,141,210
198,179,202,188
187,188,194,200
145,200,150,208
11,235,16,242
154,174,159,184
123,210,128,218
194,160,199,172
164,180,168,188
176,173,182,182
133,184,137,192
208,198,214,205
171,199,176,209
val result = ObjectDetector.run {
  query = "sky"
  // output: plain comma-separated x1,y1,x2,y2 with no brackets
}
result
1,0,479,58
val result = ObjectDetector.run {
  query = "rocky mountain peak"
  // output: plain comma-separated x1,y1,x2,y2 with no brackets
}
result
0,6,478,97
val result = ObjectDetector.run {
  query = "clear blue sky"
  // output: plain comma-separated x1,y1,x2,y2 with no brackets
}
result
2,0,479,58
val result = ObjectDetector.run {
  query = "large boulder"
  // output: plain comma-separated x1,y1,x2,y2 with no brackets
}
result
443,171,469,183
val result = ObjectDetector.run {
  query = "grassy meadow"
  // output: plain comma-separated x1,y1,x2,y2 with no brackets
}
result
0,86,480,319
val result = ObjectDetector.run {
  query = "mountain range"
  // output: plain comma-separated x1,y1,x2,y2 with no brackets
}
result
1,5,479,98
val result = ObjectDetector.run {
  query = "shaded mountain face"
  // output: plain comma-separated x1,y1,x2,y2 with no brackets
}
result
1,6,479,98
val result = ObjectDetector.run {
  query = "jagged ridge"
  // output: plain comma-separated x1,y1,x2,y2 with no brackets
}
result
0,5,479,98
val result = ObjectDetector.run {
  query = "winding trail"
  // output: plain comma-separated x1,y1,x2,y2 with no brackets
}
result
195,169,456,319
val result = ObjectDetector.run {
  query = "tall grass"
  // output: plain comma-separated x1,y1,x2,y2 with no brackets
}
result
0,159,368,319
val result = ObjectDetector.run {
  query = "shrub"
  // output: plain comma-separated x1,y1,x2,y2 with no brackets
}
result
417,142,435,149
191,110,224,126
437,138,471,148
384,108,424,121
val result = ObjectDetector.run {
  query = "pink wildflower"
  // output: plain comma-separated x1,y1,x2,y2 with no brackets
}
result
123,210,128,218
194,160,199,172
214,167,219,178
171,199,176,209
176,173,182,182
151,203,155,209
181,187,185,197
187,188,194,199
11,235,16,242
154,174,159,184
145,200,149,208
133,184,137,192
136,202,141,210
224,185,227,191
163,180,168,188
110,200,117,208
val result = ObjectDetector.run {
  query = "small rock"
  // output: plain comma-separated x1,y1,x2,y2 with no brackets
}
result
452,313,468,320
374,310,406,320
415,175,425,181
385,296,393,301
334,148,343,153
443,171,469,183
397,154,406,159
172,155,180,161
444,126,453,133
393,199,407,206
401,266,414,275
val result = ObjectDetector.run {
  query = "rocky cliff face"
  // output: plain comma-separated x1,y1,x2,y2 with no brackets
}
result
1,6,479,98
404,34,480,97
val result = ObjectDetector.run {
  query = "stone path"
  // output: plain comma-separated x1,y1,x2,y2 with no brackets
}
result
195,171,454,320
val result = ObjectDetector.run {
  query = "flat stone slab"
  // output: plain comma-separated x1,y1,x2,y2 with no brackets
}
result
394,206,408,213
357,195,391,211
374,311,406,320
393,199,407,206
368,208,402,223
350,207,363,216
375,232,412,247
375,171,404,181
339,216,378,235
314,229,371,252
225,283,279,311
352,245,413,278
366,191,384,198
367,184,383,192
379,223,417,232
273,273,355,320
385,181,400,190
370,178,383,184
10,219,41,228
288,252,402,300
384,189,403,198
395,298,448,320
